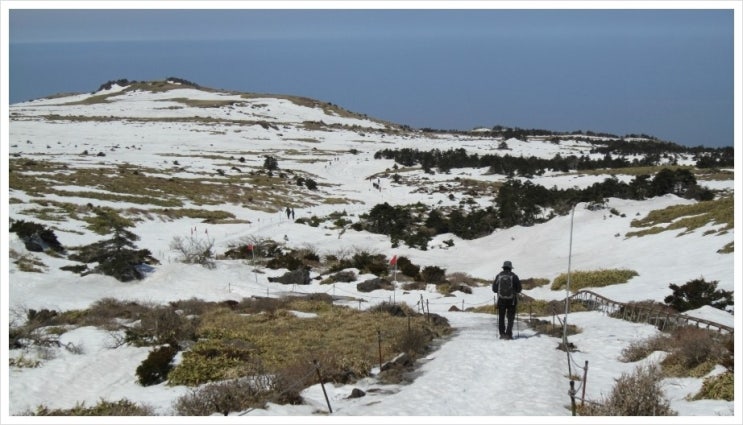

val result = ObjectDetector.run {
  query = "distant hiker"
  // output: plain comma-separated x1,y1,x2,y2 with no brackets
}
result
291,208,295,220
286,207,291,219
492,260,522,340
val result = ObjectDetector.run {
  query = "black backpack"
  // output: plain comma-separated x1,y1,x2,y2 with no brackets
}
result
495,273,515,299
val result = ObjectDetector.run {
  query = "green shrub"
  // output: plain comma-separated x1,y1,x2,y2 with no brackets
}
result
136,345,178,386
167,338,259,386
550,269,638,292
351,251,388,276
692,371,734,401
663,278,732,312
9,219,64,253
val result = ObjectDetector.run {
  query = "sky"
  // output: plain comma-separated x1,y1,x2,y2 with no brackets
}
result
3,2,740,146
3,83,738,422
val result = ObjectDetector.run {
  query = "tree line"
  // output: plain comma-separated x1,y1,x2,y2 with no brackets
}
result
375,145,731,177
356,167,714,248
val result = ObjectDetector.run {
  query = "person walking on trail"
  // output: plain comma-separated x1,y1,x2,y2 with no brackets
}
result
493,260,522,340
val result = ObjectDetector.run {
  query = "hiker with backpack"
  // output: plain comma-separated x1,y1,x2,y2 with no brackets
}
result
492,260,522,340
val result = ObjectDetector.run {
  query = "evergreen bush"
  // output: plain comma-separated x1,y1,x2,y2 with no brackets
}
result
664,278,733,312
136,345,178,386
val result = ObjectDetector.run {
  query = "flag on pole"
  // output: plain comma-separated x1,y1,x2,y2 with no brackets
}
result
247,244,254,251
389,255,397,266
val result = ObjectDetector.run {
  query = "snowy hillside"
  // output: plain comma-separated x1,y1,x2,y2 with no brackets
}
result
4,80,738,421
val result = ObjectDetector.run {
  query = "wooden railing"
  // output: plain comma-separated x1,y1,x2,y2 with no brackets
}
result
569,290,734,334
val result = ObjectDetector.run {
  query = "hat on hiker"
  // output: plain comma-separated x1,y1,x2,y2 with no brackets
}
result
502,260,513,270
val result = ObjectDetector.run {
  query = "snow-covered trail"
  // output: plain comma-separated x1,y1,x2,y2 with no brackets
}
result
294,312,572,416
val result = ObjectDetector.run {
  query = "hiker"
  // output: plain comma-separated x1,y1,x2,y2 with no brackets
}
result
492,260,522,340
291,208,295,220
285,207,291,219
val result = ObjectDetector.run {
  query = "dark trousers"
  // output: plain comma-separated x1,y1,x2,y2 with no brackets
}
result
497,298,517,337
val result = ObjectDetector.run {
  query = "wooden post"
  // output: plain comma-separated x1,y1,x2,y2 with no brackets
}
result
569,380,577,416
313,360,333,413
581,360,588,406
377,329,383,370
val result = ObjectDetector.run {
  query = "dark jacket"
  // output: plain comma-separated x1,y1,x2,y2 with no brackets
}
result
492,270,522,301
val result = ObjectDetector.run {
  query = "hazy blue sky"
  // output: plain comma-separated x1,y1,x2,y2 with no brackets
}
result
7,6,736,147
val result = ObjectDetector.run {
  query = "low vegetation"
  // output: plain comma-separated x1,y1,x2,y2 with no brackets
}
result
9,296,451,416
26,399,154,416
579,364,676,416
626,196,733,239
620,325,733,382
550,269,638,292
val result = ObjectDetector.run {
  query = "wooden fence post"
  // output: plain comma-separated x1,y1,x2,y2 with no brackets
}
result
377,329,383,370
581,360,588,406
569,380,577,416
313,360,333,414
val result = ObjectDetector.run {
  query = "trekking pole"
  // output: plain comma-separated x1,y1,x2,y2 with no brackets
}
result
515,297,520,339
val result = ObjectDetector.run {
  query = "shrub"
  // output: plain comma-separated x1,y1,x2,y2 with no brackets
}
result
67,209,159,282
580,364,676,416
522,298,587,317
125,307,196,347
351,251,388,276
550,269,638,291
322,270,357,284
9,219,64,253
173,376,276,416
661,326,723,377
265,253,303,271
619,325,729,379
263,156,278,171
395,256,420,279
520,277,550,290
167,338,260,386
420,266,446,284
170,234,216,269
692,371,734,401
620,334,670,363
96,248,158,281
304,178,318,190
663,278,733,312
525,317,580,338
136,345,178,386
30,399,154,416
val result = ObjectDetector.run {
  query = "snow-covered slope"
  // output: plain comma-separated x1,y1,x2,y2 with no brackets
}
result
4,80,738,420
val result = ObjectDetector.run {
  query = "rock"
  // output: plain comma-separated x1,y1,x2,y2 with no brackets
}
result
348,388,366,399
268,268,311,285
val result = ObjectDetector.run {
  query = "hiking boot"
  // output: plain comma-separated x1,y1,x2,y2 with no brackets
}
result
501,334,512,340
